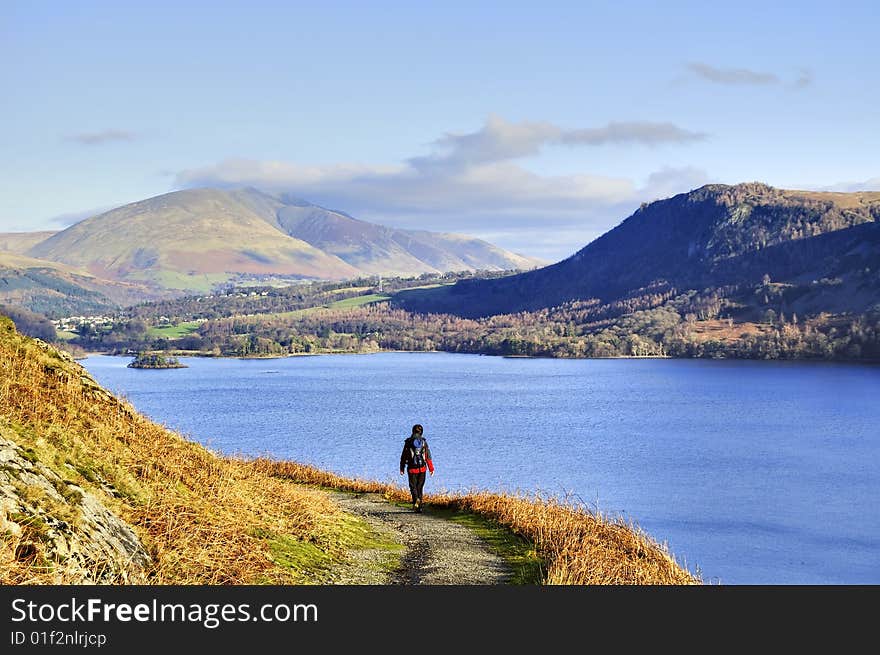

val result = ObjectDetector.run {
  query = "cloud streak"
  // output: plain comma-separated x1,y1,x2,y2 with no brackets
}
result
686,62,780,85
816,176,880,192
64,129,137,145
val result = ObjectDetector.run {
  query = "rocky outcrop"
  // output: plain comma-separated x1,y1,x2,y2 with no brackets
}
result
0,434,151,583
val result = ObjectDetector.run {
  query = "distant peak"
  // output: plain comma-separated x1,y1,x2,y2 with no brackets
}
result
278,193,315,208
231,185,286,201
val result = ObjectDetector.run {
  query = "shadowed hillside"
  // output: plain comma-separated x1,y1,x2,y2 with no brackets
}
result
395,183,880,318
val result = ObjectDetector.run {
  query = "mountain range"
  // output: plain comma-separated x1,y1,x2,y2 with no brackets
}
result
395,182,880,319
0,188,542,315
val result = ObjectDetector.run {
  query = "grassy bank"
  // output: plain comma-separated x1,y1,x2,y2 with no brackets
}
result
0,316,375,584
259,461,699,585
1,315,699,585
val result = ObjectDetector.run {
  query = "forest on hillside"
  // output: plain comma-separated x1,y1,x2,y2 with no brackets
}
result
58,277,880,361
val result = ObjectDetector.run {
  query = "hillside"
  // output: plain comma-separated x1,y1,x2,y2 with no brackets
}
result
24,188,541,296
0,251,158,317
396,182,880,318
0,231,56,253
0,316,696,584
28,188,360,293
271,194,542,275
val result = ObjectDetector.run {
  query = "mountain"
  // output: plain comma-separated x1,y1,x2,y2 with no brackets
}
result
270,193,542,275
394,182,880,318
27,188,360,293
25,188,542,296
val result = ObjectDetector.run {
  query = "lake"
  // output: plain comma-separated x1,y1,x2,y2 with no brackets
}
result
81,352,880,585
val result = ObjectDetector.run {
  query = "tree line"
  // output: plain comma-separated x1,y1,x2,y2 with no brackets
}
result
66,294,880,361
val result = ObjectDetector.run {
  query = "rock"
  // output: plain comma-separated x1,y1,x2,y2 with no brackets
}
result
0,435,151,583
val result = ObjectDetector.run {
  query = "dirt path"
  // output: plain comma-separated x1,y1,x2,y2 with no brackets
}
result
329,491,511,585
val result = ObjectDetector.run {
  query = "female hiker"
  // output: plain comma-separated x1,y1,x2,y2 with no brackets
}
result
399,424,434,512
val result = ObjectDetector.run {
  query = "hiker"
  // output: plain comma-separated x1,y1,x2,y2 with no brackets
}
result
399,423,434,512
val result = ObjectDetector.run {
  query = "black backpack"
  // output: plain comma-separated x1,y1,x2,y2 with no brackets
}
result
410,437,426,468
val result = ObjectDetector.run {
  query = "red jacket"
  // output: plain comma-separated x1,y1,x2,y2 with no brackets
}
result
400,435,434,474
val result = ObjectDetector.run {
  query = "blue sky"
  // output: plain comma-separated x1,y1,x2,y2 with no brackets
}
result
2,0,878,261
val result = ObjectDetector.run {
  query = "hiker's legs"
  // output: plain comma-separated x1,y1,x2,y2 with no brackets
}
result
414,472,426,504
407,472,426,509
407,472,420,505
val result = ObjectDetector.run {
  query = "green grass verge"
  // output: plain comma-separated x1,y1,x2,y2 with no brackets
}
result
252,510,403,584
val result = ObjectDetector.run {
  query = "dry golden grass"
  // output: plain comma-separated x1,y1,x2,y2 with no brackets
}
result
258,460,701,585
782,189,880,209
1,316,699,585
0,317,347,585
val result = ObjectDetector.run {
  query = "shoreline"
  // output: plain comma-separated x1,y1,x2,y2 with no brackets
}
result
77,348,880,365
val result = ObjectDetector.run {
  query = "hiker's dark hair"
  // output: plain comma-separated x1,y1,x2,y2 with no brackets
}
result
412,424,423,435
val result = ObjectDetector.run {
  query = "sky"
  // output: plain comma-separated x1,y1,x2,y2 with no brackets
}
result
1,0,878,262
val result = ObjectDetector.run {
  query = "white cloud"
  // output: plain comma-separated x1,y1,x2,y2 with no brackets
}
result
815,177,880,192
561,121,708,146
175,116,711,261
641,166,712,200
408,114,706,172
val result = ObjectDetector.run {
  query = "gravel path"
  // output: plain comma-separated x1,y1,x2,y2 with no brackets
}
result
330,491,511,585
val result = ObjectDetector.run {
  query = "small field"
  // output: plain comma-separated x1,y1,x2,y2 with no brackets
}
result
262,292,392,321
326,293,391,310
146,321,201,338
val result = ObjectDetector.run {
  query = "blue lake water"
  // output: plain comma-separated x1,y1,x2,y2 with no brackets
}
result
81,352,880,585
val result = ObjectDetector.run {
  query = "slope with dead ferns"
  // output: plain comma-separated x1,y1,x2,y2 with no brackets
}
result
0,315,353,584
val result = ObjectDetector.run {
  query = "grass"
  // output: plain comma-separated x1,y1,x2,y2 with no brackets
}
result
255,292,392,321
326,293,391,310
0,315,359,585
146,321,201,339
430,506,544,584
130,270,231,293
